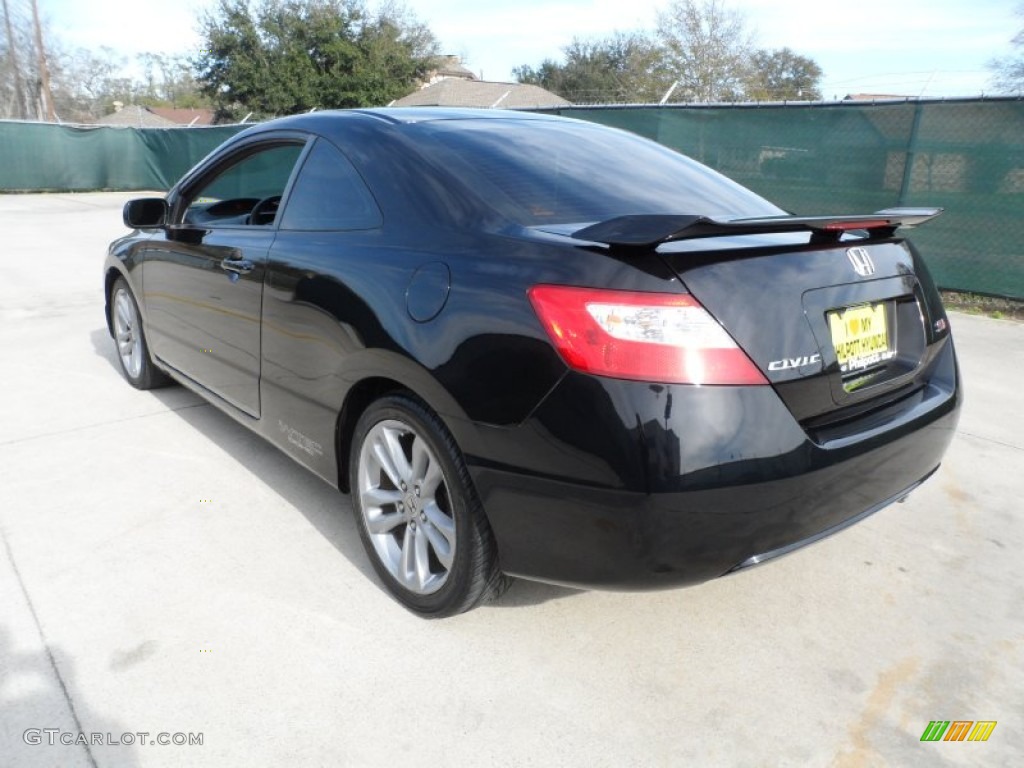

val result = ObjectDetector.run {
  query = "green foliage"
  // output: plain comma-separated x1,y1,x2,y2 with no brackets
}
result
136,53,210,109
744,48,823,101
514,33,669,104
656,0,751,102
194,0,439,120
514,0,823,105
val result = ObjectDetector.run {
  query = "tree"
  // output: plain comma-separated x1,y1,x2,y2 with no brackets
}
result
2,0,32,119
514,32,669,104
136,52,207,108
989,3,1024,93
193,0,439,121
743,47,822,101
1,0,55,120
51,47,131,120
2,3,205,122
656,0,753,102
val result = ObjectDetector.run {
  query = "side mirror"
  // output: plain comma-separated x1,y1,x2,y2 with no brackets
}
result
123,198,168,229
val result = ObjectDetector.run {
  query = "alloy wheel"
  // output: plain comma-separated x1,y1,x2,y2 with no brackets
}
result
357,419,456,595
113,287,143,379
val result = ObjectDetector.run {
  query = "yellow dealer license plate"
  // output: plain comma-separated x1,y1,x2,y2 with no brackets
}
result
827,303,895,374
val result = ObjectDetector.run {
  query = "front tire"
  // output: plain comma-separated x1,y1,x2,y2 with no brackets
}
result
350,394,508,617
110,277,170,390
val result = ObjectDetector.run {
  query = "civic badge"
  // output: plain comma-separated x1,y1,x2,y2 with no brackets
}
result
847,247,875,277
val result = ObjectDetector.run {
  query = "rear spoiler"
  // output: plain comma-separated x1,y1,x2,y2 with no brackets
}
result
571,207,943,249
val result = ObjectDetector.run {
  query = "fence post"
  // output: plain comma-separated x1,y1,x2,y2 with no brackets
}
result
898,102,924,206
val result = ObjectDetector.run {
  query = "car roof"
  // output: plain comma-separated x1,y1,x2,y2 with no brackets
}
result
353,107,561,124
248,107,566,135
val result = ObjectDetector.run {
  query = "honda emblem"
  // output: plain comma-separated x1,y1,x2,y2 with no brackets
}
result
847,247,875,277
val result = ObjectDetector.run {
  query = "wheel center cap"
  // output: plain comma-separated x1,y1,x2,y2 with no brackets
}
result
405,494,417,512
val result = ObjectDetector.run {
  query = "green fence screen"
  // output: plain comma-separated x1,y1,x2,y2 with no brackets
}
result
0,120,244,192
1,99,1022,298
546,99,1024,300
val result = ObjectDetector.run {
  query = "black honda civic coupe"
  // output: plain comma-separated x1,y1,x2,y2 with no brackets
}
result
105,108,961,617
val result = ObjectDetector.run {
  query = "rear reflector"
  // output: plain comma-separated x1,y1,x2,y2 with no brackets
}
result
527,285,767,385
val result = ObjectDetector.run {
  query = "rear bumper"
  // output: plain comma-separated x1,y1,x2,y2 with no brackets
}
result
469,340,961,590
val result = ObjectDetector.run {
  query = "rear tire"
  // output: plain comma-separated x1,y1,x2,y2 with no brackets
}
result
110,277,170,390
349,394,509,617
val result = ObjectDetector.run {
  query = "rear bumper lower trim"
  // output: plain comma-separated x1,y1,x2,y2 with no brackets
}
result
726,468,935,573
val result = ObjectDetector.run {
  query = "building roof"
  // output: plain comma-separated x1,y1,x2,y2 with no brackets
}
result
146,107,216,126
431,55,477,81
843,93,913,102
95,105,216,128
392,79,570,109
96,106,177,127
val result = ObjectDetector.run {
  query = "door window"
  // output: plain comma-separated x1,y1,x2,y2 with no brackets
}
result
183,143,305,227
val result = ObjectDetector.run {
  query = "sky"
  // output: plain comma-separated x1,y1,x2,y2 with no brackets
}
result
42,0,1022,99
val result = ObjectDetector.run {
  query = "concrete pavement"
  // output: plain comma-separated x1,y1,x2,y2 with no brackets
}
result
1,192,1022,767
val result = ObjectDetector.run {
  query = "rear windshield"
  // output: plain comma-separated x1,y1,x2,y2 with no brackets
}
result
406,118,784,227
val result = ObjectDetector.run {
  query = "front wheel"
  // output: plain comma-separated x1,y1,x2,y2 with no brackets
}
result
350,394,508,617
110,277,170,390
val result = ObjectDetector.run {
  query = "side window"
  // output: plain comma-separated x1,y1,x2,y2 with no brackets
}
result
279,139,382,231
183,143,305,226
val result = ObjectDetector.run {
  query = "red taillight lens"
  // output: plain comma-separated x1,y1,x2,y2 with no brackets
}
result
527,285,767,386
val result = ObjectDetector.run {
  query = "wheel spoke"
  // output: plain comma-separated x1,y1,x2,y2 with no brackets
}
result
365,511,405,535
421,457,444,497
362,486,403,508
399,525,417,588
413,523,431,589
382,427,412,482
423,519,454,570
115,295,132,328
371,435,403,488
410,436,430,484
423,501,455,547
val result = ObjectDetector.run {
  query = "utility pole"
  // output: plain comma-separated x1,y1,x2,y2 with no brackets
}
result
30,0,56,121
2,0,26,119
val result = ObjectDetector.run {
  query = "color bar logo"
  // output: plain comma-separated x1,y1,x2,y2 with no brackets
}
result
920,721,997,742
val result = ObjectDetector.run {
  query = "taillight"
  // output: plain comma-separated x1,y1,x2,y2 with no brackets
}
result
527,285,767,386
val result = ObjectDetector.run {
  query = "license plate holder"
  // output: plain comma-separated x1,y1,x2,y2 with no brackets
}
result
827,302,896,377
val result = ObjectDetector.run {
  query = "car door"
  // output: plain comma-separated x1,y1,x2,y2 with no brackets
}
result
258,137,385,477
142,139,307,417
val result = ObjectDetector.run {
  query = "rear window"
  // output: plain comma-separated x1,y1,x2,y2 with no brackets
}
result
406,118,783,226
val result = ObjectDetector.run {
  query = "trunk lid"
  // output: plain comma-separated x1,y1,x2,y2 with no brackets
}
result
538,208,950,432
656,234,951,427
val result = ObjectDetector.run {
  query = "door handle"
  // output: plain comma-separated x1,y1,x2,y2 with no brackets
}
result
220,258,254,275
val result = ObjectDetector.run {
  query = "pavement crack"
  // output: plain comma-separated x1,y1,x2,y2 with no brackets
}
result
1,530,100,768
0,401,211,448
956,429,1024,452
54,194,129,210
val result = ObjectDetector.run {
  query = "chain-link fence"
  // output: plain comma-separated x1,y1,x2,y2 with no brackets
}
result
545,98,1024,300
2,98,1022,298
0,120,243,191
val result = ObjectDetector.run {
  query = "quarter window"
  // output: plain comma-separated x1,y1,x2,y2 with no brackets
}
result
278,139,382,231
